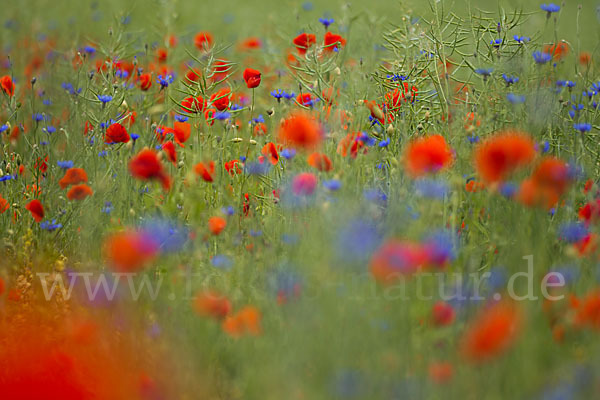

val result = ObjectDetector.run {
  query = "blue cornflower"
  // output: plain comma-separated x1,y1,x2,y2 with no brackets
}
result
211,255,233,270
541,3,560,15
252,115,265,124
131,133,140,141
214,111,231,120
43,98,52,106
97,94,112,104
239,155,247,163
323,179,342,191
101,202,113,214
282,91,296,100
499,182,518,198
230,104,242,111
44,126,56,134
363,188,387,205
414,179,449,199
378,138,390,147
336,219,381,263
467,135,480,144
40,219,63,232
542,140,550,153
57,160,73,169
475,68,493,79
32,113,45,122
507,93,526,104
358,131,376,146
250,230,262,237
387,74,407,81
502,74,519,85
319,17,334,29
157,74,174,88
573,123,592,133
0,125,8,133
559,222,588,243
98,150,107,157
175,115,188,122
281,148,296,160
513,35,531,43
221,206,235,216
0,174,15,182
490,38,502,48
271,89,284,100
533,51,552,64
84,46,96,54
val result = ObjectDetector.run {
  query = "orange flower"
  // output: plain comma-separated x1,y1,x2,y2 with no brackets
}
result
579,51,592,66
59,168,88,189
518,157,571,209
194,161,215,182
222,305,262,337
103,231,158,272
194,31,213,50
404,134,453,177
574,290,600,330
261,142,279,165
474,131,536,183
307,152,333,171
208,216,227,235
460,302,522,363
128,149,171,191
173,122,190,146
224,160,242,176
0,194,9,214
25,199,44,222
544,41,569,60
428,362,453,384
193,291,231,320
67,184,93,201
278,112,323,150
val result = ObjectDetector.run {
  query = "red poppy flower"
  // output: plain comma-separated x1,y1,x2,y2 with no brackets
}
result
194,161,216,182
296,93,316,107
432,301,455,326
261,142,279,165
105,123,130,144
243,68,261,89
404,134,453,177
369,240,427,284
208,216,227,235
194,31,213,50
291,173,317,196
293,33,316,55
518,157,571,209
474,131,536,183
210,88,231,111
239,37,262,50
185,68,202,83
129,149,171,190
162,141,177,164
460,302,522,363
173,121,191,146
222,305,262,337
193,291,232,320
0,75,15,97
181,96,206,113
544,41,569,60
0,194,9,214
323,32,346,52
35,156,48,174
104,231,158,273
278,112,323,150
25,199,44,222
66,184,93,201
224,160,242,176
59,168,88,189
139,73,152,91
307,152,333,171
84,120,94,135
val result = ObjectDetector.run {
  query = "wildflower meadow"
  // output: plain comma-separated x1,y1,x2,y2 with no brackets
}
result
2,0,600,398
